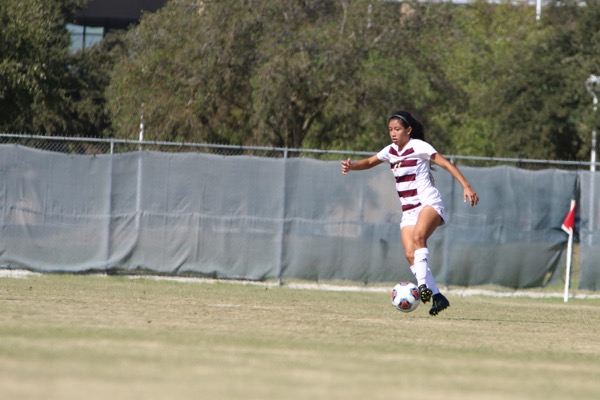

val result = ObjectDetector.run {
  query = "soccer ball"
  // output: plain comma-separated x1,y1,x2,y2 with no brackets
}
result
391,282,421,312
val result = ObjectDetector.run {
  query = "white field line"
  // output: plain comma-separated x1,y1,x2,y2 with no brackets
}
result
2,268,600,300
0,269,41,278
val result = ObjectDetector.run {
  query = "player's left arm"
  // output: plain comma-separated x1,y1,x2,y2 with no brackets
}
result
431,153,479,207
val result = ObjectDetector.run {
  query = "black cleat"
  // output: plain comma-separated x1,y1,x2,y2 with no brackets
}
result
429,293,450,316
418,284,432,304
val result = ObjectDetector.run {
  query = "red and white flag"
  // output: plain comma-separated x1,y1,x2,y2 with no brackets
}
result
561,199,576,235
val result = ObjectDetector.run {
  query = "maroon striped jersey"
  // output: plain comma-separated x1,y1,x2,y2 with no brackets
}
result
376,139,444,212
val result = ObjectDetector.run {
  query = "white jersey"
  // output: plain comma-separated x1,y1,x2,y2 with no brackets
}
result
376,139,444,213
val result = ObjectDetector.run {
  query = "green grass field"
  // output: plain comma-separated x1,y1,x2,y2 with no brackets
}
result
1,273,599,400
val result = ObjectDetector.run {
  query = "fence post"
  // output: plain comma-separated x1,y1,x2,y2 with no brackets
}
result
277,148,289,286
440,155,458,288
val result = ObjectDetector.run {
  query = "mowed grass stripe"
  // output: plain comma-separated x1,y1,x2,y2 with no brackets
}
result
0,274,599,400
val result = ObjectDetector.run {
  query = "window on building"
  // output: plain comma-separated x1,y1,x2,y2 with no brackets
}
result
67,24,104,52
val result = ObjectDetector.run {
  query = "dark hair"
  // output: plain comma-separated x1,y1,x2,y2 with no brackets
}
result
389,111,425,142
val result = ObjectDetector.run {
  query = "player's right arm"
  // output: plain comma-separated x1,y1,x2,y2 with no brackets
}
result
341,155,382,174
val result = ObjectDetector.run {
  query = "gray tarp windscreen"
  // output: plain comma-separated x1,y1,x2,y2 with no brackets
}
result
578,170,600,291
0,145,585,288
431,166,577,288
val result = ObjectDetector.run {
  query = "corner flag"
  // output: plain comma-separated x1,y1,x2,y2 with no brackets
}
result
562,199,576,303
561,200,576,234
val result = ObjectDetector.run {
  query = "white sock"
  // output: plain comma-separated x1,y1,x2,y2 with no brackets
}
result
413,248,428,287
426,267,440,295
413,248,440,295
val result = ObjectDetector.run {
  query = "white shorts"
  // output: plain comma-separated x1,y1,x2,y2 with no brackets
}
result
400,204,446,229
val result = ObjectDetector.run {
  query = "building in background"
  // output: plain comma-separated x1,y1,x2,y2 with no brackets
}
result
68,0,166,52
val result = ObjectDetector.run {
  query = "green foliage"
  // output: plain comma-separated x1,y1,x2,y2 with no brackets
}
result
4,0,600,160
251,0,384,149
0,0,111,137
427,1,537,157
536,0,600,161
107,0,263,143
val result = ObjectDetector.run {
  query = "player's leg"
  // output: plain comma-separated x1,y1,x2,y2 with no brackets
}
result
412,207,443,304
402,224,432,303
412,206,442,249
414,207,451,315
400,226,419,292
400,225,416,266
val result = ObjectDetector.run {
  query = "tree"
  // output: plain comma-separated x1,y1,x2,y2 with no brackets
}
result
540,0,600,161
106,0,263,143
350,1,466,153
424,1,538,157
430,0,600,161
107,0,463,152
105,0,600,161
0,0,111,137
250,0,383,149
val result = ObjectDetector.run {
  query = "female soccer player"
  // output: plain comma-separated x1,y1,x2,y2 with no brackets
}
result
341,111,479,316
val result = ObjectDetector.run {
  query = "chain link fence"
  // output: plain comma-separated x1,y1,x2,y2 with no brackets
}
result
0,133,595,169
0,133,369,160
